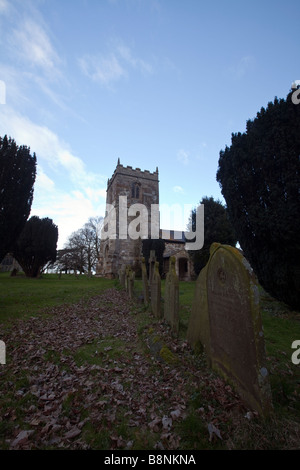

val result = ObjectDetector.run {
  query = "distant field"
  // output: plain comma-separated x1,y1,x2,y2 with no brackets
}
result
0,272,116,324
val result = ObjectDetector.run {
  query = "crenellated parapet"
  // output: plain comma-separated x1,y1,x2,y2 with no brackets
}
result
107,159,159,191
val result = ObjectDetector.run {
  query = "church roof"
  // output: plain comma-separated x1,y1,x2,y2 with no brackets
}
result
160,229,186,243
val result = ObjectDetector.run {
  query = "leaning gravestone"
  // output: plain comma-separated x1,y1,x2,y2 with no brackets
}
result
151,261,161,318
187,243,272,416
164,257,179,335
141,257,149,305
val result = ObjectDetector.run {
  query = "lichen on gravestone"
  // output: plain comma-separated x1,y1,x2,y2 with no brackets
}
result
141,257,149,305
150,261,161,318
187,242,273,417
164,256,179,336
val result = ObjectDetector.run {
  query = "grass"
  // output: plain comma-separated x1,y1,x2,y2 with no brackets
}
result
74,337,131,367
134,279,195,339
0,271,300,449
259,289,300,416
0,271,116,324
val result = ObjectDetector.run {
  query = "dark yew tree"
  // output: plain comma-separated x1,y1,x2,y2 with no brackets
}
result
0,135,37,262
13,216,58,277
188,196,237,275
217,90,300,309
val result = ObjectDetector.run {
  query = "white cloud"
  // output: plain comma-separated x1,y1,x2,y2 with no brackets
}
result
0,0,9,14
78,53,126,86
227,55,255,80
173,185,184,194
0,8,72,114
32,190,101,249
79,40,153,86
0,106,104,187
10,19,61,76
0,64,30,107
32,180,107,249
177,149,189,165
36,167,55,192
84,187,107,202
117,43,153,75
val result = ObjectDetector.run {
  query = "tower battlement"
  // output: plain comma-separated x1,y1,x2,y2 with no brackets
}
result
107,159,159,190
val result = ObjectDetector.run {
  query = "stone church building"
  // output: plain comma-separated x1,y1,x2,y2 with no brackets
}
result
96,159,194,281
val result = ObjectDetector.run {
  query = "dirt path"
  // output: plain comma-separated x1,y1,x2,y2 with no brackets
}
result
0,288,242,450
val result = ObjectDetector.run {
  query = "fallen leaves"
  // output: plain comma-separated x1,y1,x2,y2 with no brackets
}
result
65,427,81,440
0,288,244,450
10,430,34,449
207,422,222,442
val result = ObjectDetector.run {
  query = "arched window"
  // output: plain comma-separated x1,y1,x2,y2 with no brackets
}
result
131,182,140,199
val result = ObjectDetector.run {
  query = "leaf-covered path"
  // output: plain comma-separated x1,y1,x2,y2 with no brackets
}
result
0,287,251,450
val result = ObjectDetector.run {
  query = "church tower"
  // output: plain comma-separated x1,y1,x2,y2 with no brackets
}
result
97,159,159,278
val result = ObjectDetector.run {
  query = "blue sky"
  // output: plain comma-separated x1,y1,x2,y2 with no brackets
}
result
0,0,298,248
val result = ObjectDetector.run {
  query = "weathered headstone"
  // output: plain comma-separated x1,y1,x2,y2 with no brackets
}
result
187,243,272,416
149,250,156,283
124,265,130,291
141,257,149,305
119,264,126,288
128,267,135,299
151,261,161,318
187,264,209,356
164,257,179,335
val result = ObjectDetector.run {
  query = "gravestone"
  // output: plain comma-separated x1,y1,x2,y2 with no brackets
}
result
187,263,209,355
128,268,135,299
164,257,179,335
151,261,161,318
124,266,135,298
149,250,156,283
187,243,272,416
141,257,149,305
125,265,133,293
119,264,126,288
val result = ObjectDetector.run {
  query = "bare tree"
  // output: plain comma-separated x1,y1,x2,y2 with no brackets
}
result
54,216,103,275
85,216,103,260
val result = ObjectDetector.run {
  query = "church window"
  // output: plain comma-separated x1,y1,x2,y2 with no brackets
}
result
132,182,140,199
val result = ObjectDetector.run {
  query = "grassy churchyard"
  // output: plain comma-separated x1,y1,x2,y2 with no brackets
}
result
0,272,300,450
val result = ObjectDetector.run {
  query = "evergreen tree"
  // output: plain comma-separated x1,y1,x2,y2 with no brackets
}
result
13,216,58,277
0,135,36,262
188,196,237,275
216,89,300,309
